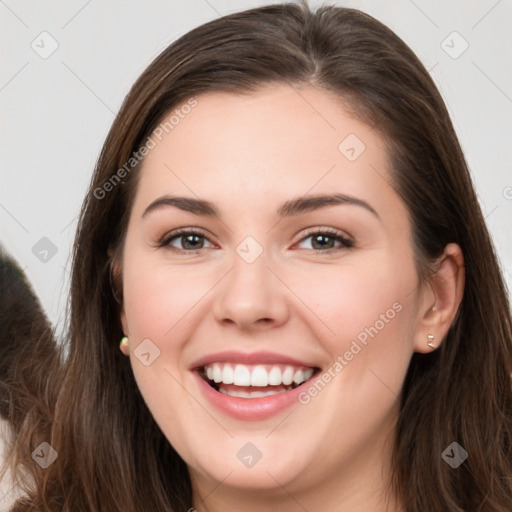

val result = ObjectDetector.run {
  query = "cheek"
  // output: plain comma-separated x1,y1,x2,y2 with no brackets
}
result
286,252,418,406
289,256,414,343
120,251,210,449
287,258,417,446
122,251,212,342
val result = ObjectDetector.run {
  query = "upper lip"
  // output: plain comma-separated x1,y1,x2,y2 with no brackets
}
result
190,351,317,370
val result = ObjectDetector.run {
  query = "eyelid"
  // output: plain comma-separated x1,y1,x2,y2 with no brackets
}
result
158,227,216,252
295,226,353,244
158,226,354,253
292,226,354,251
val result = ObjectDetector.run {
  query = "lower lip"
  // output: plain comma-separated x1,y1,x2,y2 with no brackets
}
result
193,371,312,421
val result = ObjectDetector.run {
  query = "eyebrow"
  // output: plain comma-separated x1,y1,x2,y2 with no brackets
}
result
141,193,380,220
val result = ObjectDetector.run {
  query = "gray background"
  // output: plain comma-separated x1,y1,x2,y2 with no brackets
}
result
1,0,511,333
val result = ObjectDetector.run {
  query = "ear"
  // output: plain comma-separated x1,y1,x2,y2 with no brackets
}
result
413,243,465,353
109,248,129,355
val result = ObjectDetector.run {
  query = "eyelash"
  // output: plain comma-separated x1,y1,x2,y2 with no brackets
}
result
158,227,354,254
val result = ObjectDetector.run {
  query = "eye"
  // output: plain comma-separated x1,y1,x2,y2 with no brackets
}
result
158,227,353,253
159,229,215,252
295,228,353,252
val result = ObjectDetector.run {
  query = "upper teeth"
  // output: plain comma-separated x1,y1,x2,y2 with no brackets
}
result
204,363,314,387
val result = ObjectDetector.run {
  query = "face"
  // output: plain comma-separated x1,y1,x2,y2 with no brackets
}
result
119,84,428,506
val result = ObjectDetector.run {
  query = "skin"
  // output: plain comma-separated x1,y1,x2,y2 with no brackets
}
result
117,84,464,512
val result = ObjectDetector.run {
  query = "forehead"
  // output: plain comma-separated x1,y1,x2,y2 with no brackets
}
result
132,84,403,222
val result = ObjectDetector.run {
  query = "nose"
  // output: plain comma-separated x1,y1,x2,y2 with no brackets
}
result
212,248,289,332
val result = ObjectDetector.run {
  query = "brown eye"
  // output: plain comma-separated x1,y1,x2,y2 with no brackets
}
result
160,229,215,252
296,229,353,252
175,233,205,250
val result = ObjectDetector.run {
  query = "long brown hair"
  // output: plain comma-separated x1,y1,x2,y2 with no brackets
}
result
5,1,512,510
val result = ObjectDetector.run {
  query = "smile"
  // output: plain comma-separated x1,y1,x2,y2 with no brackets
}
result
190,351,321,419
202,363,315,398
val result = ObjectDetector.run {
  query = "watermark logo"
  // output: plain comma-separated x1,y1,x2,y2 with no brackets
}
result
236,236,263,264
441,31,469,60
32,442,58,468
236,442,263,468
338,133,366,162
32,237,58,263
442,442,468,468
134,338,161,366
31,31,59,59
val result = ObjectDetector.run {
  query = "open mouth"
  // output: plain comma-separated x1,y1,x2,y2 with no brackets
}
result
200,362,319,399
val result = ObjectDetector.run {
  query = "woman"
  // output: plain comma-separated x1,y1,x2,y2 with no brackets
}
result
2,1,511,510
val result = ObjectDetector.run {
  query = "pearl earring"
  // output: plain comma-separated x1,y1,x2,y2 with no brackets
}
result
427,333,436,350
